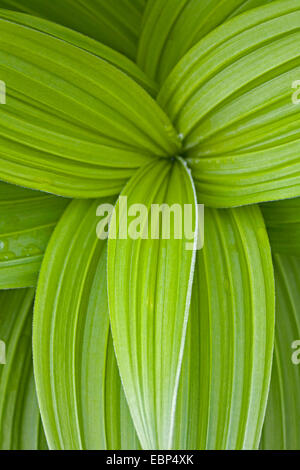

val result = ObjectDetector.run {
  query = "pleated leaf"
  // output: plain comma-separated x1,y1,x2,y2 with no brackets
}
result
158,0,300,207
138,0,273,84
0,288,47,450
0,10,157,97
261,254,300,450
0,0,146,60
0,15,180,197
0,181,69,288
33,198,140,450
173,205,275,449
261,197,300,255
108,158,198,449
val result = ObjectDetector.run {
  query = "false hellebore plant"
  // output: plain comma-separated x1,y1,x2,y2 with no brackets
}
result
0,0,300,451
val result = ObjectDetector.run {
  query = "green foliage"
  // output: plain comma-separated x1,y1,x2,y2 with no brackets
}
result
0,0,299,450
261,255,300,450
0,289,47,449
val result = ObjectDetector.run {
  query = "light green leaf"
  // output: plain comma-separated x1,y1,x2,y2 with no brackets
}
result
33,198,140,450
261,254,300,450
0,9,157,97
158,0,300,207
261,197,300,255
0,288,47,450
173,205,275,449
0,15,180,197
108,158,198,449
0,181,69,289
138,0,273,84
0,0,146,60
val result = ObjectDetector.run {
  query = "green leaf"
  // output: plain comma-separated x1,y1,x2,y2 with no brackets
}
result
158,0,300,207
173,205,275,449
138,0,273,84
261,197,300,255
0,9,157,97
0,15,180,197
0,181,69,289
108,158,198,449
0,288,47,450
0,0,146,60
261,254,300,450
33,198,140,450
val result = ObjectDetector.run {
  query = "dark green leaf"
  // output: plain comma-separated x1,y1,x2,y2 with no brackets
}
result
0,181,69,288
261,197,300,255
261,254,300,450
33,199,140,449
0,0,147,60
0,288,47,450
174,205,275,449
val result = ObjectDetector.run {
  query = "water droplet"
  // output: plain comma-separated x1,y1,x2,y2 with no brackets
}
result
0,251,16,262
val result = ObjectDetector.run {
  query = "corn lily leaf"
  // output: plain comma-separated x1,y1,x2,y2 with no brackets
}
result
33,198,140,450
138,0,273,84
261,254,300,450
0,181,69,289
261,197,300,255
0,288,47,449
173,205,275,449
0,0,146,60
0,16,180,197
0,10,157,97
158,0,300,207
108,158,198,449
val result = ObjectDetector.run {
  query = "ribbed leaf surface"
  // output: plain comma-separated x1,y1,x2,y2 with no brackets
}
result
173,205,275,449
0,10,157,96
0,15,180,197
0,0,146,59
0,288,47,450
0,181,69,288
261,254,300,450
158,0,300,207
138,0,273,84
108,158,198,449
261,197,300,255
33,199,139,450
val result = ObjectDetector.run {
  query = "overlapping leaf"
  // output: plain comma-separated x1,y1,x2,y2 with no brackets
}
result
261,254,300,450
0,288,47,450
33,198,140,450
158,0,300,207
0,181,69,288
0,0,146,59
0,0,295,453
261,197,300,255
173,205,275,449
108,158,198,449
0,14,180,197
138,0,273,84
0,10,157,96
